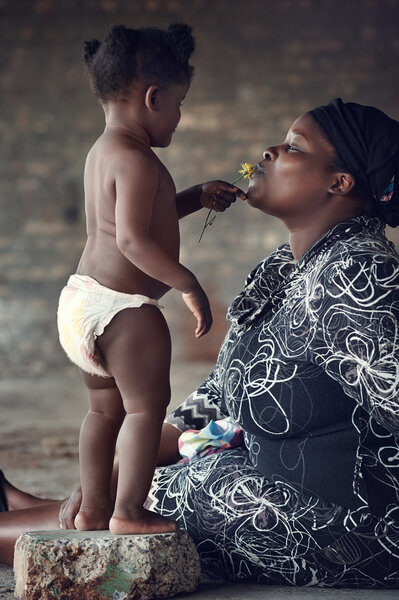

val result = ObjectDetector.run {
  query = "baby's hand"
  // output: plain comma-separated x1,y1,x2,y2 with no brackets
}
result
182,285,213,338
199,180,246,212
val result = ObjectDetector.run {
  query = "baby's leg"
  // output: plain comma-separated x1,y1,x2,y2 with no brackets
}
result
75,374,125,531
96,304,176,534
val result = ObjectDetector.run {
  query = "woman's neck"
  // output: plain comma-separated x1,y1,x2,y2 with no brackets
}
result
288,211,368,261
288,224,334,262
286,197,371,261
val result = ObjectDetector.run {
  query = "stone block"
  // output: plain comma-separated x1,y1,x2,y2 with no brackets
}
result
14,528,201,600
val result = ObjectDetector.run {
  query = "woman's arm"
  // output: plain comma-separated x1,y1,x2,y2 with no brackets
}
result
308,253,399,434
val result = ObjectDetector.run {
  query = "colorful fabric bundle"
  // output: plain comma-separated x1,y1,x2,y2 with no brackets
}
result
178,417,244,463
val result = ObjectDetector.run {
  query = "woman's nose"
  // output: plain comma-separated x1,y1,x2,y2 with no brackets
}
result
263,147,277,161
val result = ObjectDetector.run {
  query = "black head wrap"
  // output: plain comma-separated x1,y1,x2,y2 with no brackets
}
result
310,98,399,228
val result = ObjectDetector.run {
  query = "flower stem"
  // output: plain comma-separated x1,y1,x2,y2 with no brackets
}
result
231,174,245,185
198,207,215,243
198,173,246,244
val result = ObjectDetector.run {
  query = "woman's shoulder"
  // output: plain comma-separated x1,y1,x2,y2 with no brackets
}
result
330,219,399,271
308,217,398,270
310,218,399,302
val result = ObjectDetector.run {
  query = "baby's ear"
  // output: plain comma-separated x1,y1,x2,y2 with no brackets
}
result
145,85,159,112
328,172,355,196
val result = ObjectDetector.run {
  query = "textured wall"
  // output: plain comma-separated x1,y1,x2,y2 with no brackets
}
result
1,0,399,377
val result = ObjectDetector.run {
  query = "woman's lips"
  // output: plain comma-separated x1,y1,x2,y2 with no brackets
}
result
247,164,265,194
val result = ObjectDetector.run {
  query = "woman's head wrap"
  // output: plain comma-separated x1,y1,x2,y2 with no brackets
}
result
310,98,399,227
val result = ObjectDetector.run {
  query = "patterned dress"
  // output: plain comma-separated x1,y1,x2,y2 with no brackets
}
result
148,216,399,588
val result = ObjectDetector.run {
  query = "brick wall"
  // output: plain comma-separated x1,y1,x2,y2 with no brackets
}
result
1,0,399,377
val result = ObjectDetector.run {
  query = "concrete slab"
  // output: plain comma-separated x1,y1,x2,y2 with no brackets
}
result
14,529,200,600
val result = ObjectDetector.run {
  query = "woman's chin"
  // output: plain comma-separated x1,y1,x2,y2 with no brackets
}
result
246,189,261,208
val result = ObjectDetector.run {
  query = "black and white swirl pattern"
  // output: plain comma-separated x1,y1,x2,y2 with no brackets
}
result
159,217,399,587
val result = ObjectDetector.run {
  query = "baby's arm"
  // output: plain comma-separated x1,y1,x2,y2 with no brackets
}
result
176,181,246,219
114,150,212,337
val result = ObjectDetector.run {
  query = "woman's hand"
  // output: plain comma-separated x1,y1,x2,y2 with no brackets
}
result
59,485,82,529
199,180,246,212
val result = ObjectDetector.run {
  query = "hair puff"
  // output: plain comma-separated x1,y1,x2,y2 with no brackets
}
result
83,22,194,102
103,24,137,53
82,39,101,64
166,23,195,63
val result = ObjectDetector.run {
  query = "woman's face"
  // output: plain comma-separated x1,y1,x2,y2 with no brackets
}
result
247,113,338,225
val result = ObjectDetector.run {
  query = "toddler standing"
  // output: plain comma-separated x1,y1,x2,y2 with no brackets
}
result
57,23,244,534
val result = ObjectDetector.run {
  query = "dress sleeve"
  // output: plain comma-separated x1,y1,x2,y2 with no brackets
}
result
306,252,399,435
165,363,228,432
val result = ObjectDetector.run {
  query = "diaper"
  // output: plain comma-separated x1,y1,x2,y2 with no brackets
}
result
57,274,162,377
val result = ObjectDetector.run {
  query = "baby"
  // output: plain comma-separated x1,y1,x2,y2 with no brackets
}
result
57,23,244,534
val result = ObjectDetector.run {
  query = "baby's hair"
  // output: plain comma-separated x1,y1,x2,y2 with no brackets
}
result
83,23,195,102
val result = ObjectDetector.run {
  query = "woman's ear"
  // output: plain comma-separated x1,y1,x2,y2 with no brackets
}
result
144,85,159,112
328,172,356,196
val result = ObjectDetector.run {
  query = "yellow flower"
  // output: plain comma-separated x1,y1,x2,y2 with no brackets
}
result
237,162,255,180
198,161,254,243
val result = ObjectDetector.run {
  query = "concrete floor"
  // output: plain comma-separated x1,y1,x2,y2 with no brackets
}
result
187,584,399,599
2,566,398,600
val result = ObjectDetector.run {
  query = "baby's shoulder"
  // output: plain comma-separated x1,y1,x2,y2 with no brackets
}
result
95,131,159,173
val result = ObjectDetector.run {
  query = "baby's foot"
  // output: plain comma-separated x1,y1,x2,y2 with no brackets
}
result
109,508,176,535
74,508,111,531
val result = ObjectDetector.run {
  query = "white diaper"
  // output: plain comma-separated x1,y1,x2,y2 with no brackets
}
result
57,274,162,377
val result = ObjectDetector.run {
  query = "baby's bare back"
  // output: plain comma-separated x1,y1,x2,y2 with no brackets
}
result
77,130,180,299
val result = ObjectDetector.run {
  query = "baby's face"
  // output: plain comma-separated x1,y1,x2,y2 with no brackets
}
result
152,81,190,148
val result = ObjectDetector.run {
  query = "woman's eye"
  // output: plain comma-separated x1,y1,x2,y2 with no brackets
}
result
287,144,298,151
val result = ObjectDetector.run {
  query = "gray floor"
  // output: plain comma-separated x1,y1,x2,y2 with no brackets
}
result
187,585,399,599
2,564,398,600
